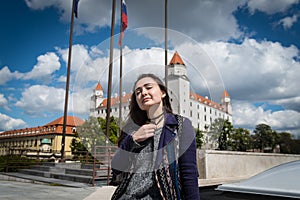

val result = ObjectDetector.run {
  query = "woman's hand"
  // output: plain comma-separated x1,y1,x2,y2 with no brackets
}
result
132,124,157,142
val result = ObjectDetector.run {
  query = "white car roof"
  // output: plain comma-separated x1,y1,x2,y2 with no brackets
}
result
217,160,300,199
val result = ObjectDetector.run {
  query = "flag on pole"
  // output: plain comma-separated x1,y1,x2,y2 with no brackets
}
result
74,0,80,18
118,0,128,46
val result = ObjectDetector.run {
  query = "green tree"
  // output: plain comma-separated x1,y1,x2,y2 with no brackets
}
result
253,123,277,152
77,116,109,153
69,132,91,161
230,128,253,151
98,116,119,145
70,132,88,155
209,118,223,148
209,118,233,150
277,132,293,154
291,139,300,154
195,128,204,149
218,119,233,150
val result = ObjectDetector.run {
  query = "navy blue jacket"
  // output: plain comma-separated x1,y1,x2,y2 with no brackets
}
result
111,113,200,199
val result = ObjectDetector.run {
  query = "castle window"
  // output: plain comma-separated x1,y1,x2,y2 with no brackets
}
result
204,115,207,121
190,102,192,106
204,107,206,112
190,111,192,117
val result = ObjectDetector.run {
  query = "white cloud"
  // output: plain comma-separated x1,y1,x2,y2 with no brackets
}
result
0,94,8,108
0,66,22,85
232,101,300,134
13,83,91,117
0,52,60,85
130,0,246,42
15,85,65,116
23,0,300,44
24,0,246,42
71,88,92,115
0,113,26,131
57,44,110,90
25,0,112,34
199,39,300,104
57,75,66,83
272,96,300,111
57,44,90,72
247,0,299,14
278,15,299,29
0,94,9,110
22,52,60,81
24,0,60,10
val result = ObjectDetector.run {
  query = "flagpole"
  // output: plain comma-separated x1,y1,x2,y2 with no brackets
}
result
118,0,123,137
164,0,168,88
105,0,116,143
61,0,75,161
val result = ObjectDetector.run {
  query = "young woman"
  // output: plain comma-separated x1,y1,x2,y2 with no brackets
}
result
111,74,200,200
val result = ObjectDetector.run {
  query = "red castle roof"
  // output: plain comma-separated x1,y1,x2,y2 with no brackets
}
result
169,51,185,66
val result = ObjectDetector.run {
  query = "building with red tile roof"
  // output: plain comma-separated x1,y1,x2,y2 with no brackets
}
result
0,116,84,158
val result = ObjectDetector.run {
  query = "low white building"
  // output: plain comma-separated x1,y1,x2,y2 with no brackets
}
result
90,52,232,147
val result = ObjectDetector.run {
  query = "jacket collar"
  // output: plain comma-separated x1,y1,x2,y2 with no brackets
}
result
165,113,178,127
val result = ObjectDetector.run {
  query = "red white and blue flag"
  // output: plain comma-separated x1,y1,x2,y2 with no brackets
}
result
118,0,128,46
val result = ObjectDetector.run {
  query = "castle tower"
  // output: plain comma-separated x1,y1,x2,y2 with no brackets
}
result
167,51,190,115
221,90,232,115
90,82,104,114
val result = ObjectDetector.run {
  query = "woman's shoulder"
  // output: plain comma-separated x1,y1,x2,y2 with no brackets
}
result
173,114,191,123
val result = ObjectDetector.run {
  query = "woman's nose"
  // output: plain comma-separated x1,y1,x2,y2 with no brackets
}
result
141,88,147,96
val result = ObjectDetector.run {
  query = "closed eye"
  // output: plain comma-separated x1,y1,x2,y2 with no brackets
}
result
134,83,156,96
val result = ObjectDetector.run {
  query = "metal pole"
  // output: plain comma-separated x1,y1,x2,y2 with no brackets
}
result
61,0,75,161
105,0,116,143
119,0,123,137
165,0,168,88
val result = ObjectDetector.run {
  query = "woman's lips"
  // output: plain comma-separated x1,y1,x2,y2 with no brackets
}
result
142,97,151,103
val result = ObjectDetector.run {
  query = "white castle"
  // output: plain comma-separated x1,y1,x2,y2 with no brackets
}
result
90,52,232,147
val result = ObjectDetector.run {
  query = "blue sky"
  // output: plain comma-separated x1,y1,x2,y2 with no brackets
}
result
1,0,300,138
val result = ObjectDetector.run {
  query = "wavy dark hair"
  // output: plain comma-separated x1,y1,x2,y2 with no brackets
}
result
118,73,173,146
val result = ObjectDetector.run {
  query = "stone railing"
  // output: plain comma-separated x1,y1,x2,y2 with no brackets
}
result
197,149,300,181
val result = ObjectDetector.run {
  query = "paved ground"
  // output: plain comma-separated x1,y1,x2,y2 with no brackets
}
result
1,180,293,200
0,180,97,200
0,174,293,200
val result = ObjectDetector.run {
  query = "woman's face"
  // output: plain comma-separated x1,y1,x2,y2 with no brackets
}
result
134,77,165,111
